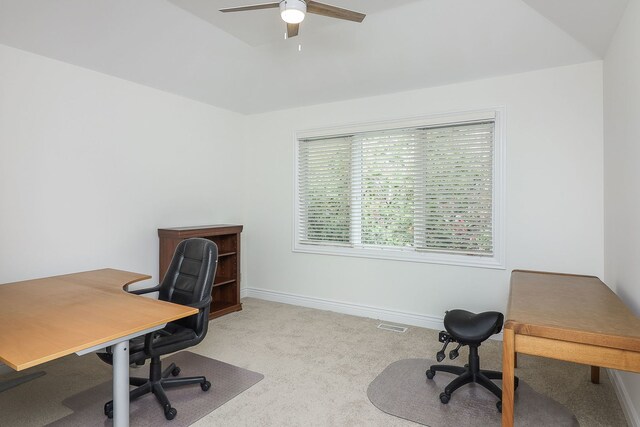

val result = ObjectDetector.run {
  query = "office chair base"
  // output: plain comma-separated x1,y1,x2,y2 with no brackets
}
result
104,358,211,420
426,345,518,412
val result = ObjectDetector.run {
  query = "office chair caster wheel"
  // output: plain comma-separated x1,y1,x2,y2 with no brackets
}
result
439,392,450,404
171,366,181,376
201,380,211,391
104,401,114,418
497,401,502,413
164,407,177,420
426,369,435,379
514,377,519,390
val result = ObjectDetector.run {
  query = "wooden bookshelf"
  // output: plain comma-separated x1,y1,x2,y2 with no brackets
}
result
158,224,243,319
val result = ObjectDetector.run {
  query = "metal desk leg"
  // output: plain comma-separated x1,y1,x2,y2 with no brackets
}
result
112,340,130,427
502,328,515,426
75,324,166,426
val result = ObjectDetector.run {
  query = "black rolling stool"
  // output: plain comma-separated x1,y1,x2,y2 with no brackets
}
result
426,309,518,412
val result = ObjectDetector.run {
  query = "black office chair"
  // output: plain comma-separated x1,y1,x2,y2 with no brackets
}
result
98,238,218,420
425,309,518,412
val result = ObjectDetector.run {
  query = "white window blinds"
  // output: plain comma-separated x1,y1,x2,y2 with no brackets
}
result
297,136,352,245
415,123,494,256
356,129,420,248
296,118,497,261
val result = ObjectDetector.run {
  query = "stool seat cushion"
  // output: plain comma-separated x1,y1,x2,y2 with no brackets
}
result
444,309,504,344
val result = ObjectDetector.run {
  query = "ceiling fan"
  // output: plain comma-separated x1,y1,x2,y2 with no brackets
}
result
220,0,366,38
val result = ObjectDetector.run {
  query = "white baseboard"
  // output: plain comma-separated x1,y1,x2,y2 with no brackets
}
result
243,286,445,330
242,286,503,340
243,287,445,329
608,369,640,427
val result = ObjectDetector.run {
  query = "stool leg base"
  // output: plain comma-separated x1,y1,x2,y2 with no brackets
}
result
426,345,518,409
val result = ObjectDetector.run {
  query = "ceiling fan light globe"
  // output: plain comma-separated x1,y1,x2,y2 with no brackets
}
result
280,0,306,24
281,9,305,23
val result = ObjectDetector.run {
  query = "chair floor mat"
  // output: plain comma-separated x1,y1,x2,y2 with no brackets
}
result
367,358,579,427
47,351,264,427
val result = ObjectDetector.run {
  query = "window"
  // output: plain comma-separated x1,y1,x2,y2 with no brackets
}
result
294,109,505,268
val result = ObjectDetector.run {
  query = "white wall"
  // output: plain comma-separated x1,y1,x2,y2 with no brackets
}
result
0,39,606,342
242,61,604,319
0,30,628,417
604,0,640,423
0,44,245,284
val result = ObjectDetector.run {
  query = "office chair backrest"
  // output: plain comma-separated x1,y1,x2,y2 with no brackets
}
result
159,238,218,337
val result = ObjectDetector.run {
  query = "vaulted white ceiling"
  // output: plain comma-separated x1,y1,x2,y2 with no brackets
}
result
0,0,629,114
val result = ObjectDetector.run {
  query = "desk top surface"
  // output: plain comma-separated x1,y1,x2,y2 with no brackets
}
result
506,270,640,352
0,269,198,371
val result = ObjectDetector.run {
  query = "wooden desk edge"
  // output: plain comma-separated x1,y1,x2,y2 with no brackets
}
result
510,269,599,279
503,270,597,426
113,269,151,288
0,269,196,371
503,269,640,426
4,305,198,371
5,308,198,371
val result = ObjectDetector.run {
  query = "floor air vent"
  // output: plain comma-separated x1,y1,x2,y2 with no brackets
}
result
377,323,408,333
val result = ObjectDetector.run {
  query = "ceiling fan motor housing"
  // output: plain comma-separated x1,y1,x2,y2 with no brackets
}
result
280,0,307,24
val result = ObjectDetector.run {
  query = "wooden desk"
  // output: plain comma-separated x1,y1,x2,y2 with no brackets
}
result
0,269,197,427
502,270,640,426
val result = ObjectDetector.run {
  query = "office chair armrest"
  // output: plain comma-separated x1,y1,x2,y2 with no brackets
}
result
128,285,162,295
143,296,213,354
187,296,212,310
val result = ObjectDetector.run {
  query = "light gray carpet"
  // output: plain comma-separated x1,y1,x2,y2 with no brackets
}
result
46,351,263,427
0,371,46,393
0,299,628,426
368,358,579,427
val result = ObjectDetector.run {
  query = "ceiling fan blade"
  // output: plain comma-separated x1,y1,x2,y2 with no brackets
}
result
219,2,280,13
306,1,366,23
287,23,300,38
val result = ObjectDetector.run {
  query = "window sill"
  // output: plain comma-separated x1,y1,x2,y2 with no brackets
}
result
293,243,505,269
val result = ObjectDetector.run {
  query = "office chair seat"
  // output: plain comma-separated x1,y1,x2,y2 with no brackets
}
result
444,309,503,344
97,325,198,366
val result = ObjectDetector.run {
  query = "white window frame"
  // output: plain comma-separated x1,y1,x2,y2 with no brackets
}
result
292,107,506,269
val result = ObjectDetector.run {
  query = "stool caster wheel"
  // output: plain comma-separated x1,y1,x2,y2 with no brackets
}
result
426,369,435,380
497,401,502,413
164,407,177,420
439,392,450,404
514,376,519,390
171,366,181,377
201,380,211,391
104,402,112,416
